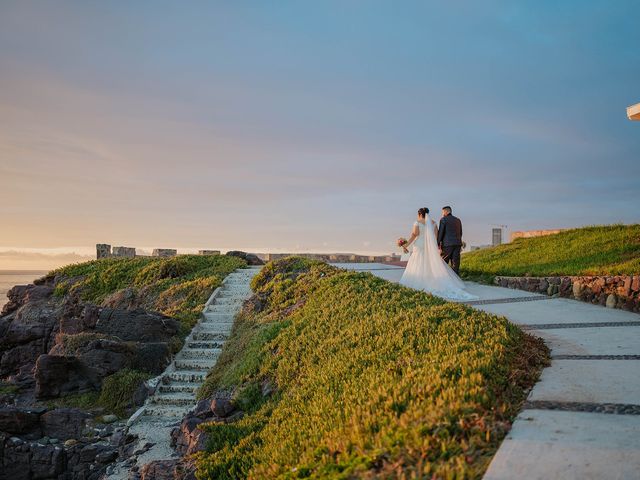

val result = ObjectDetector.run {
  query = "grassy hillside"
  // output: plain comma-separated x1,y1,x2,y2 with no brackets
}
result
48,254,246,330
462,224,640,281
195,257,548,479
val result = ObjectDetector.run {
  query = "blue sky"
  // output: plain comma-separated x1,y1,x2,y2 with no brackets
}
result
1,1,639,263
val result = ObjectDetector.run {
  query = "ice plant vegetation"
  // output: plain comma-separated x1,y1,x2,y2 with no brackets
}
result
196,257,548,479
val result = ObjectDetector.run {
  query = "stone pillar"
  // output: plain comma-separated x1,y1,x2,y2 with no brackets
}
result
96,244,111,259
152,249,177,257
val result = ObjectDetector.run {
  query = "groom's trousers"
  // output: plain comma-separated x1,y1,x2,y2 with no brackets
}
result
441,245,462,275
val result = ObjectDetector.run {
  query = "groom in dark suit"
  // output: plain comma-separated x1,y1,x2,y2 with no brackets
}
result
437,206,463,274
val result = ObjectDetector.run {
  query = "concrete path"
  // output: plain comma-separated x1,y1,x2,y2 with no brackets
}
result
339,263,640,480
106,266,261,478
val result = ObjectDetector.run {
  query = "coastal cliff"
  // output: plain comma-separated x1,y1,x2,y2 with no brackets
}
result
0,254,246,479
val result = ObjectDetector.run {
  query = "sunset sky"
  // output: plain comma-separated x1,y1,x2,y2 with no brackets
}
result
1,1,639,268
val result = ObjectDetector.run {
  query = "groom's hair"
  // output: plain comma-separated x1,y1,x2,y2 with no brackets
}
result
442,206,452,214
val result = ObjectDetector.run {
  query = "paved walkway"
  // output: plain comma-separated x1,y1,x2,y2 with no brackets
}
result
107,266,262,478
339,263,640,480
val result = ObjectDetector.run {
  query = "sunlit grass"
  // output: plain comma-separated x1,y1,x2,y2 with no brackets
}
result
461,224,640,280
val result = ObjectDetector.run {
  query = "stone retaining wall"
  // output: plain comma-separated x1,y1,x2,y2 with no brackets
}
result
510,229,565,242
495,275,640,313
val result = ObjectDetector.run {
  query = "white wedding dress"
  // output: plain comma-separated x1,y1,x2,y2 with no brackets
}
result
400,215,477,301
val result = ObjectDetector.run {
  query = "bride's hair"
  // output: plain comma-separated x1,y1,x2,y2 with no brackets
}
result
418,207,429,218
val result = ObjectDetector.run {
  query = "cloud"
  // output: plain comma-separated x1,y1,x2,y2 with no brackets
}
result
0,0,638,253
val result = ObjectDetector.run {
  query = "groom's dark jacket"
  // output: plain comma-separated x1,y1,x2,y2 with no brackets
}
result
438,214,463,247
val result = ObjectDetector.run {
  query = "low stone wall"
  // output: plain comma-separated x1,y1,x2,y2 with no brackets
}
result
495,275,640,312
258,253,401,263
510,229,565,242
96,244,399,264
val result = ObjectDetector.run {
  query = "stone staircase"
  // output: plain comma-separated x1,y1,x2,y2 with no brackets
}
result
106,266,261,478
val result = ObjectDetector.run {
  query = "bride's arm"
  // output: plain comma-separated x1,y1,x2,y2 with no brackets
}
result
433,220,439,239
405,224,420,248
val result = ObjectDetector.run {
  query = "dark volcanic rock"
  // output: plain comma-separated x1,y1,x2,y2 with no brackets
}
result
225,251,264,265
95,308,179,342
0,432,123,480
1,436,66,480
0,406,41,435
40,408,91,440
62,339,133,378
210,396,236,417
58,302,101,335
34,355,99,399
131,342,172,375
139,459,182,480
28,442,66,479
101,287,141,310
172,392,239,456
1,284,53,317
0,297,62,377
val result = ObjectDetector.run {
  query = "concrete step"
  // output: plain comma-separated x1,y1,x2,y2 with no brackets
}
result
217,290,249,296
201,313,234,323
215,297,245,305
196,323,233,333
219,286,251,292
150,393,196,407
178,348,222,359
166,370,208,382
224,280,254,286
221,283,252,290
187,340,225,349
206,305,241,314
174,358,217,371
192,331,229,341
142,405,189,418
201,316,235,327
158,381,200,394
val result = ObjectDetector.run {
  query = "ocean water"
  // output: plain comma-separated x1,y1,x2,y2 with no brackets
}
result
0,270,48,311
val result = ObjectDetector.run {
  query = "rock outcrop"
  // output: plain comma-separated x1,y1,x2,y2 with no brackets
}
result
0,281,179,400
0,273,186,477
225,250,264,266
0,405,138,480
171,392,240,456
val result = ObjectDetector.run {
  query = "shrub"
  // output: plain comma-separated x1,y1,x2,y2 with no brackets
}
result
98,369,152,417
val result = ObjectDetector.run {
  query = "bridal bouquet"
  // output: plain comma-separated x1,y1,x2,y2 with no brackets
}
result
397,237,408,252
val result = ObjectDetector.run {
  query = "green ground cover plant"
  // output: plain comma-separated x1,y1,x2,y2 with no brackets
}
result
196,257,548,479
48,254,246,329
461,224,640,281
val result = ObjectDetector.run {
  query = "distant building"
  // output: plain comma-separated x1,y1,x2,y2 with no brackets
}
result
492,228,503,246
470,244,491,251
627,102,640,121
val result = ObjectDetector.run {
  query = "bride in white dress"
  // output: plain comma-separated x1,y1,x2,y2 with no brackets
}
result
399,207,477,301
